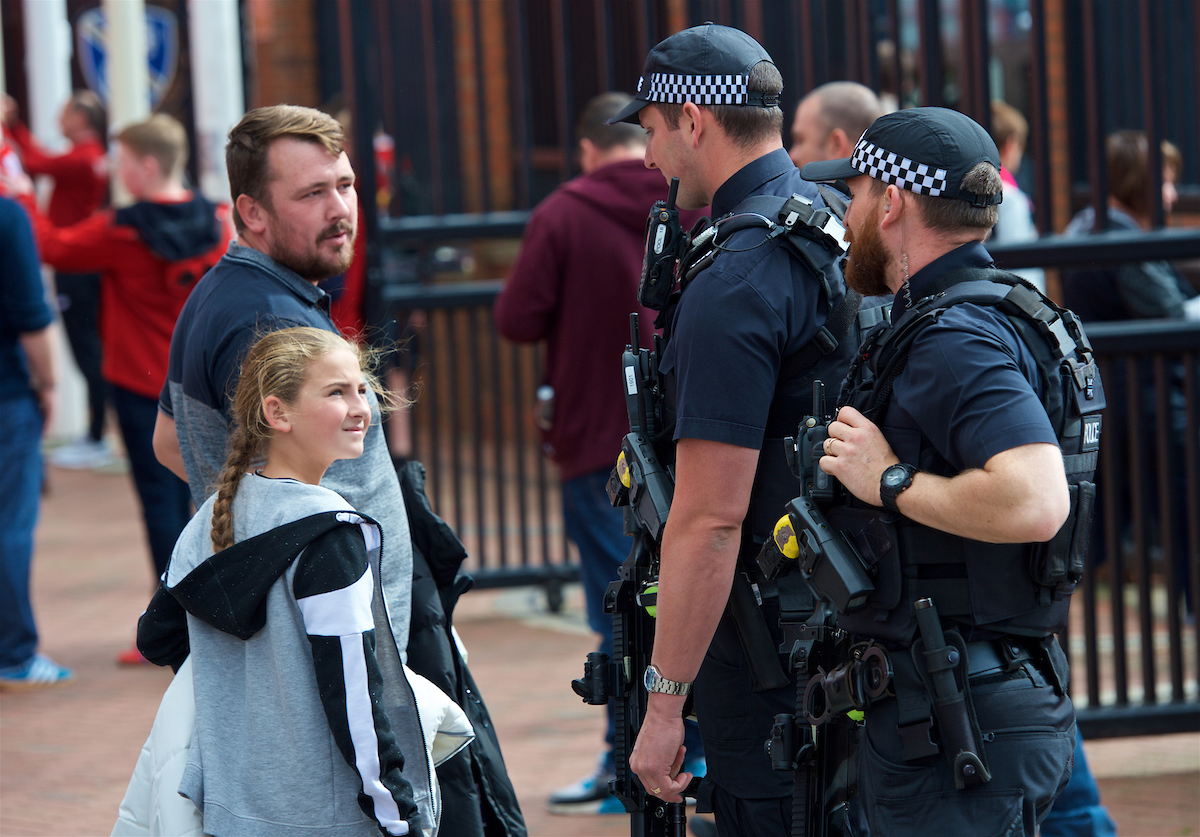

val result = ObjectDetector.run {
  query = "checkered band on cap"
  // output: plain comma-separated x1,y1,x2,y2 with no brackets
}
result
851,138,949,196
642,72,749,105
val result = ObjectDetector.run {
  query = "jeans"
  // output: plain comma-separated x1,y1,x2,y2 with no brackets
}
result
57,272,106,442
561,468,704,771
0,393,44,668
1039,728,1118,837
111,386,193,578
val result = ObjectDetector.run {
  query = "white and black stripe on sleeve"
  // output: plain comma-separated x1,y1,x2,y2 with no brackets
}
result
294,524,419,836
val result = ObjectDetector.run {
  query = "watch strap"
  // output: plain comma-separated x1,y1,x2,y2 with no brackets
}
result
645,664,692,696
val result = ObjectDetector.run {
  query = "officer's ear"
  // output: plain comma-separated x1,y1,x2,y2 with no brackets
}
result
681,101,704,148
880,184,905,227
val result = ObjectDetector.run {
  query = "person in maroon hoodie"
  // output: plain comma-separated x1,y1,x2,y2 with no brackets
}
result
3,90,111,467
3,114,231,664
494,91,707,816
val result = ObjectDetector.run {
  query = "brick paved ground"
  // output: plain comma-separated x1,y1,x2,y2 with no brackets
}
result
1,465,1196,836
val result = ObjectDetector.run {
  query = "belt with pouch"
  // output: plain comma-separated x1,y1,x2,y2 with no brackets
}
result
964,638,1035,679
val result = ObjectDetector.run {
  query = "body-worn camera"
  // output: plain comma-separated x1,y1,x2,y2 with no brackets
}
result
638,177,686,311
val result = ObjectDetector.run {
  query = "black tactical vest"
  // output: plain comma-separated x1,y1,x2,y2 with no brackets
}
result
662,193,867,553
830,268,1104,643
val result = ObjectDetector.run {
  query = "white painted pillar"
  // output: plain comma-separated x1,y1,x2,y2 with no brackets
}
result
22,0,73,149
104,0,149,206
188,0,244,203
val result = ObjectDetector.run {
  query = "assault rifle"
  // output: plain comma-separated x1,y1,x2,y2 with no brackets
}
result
756,382,879,836
572,312,698,836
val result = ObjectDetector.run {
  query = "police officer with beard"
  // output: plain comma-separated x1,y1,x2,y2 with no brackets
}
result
799,108,1098,836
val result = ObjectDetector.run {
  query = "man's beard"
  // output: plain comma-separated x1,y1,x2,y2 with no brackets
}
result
843,206,893,297
270,221,357,281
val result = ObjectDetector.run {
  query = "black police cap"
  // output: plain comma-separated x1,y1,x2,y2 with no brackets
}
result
800,107,1002,207
609,23,781,125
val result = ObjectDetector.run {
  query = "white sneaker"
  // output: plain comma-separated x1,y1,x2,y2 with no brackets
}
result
50,438,115,470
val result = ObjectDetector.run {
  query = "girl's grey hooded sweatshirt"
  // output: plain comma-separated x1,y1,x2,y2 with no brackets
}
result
164,473,436,837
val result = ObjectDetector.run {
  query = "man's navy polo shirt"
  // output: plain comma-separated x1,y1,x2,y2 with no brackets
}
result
161,242,333,424
884,241,1058,473
160,241,414,653
661,148,839,451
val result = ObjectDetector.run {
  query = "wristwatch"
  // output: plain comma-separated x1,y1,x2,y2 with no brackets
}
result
644,664,692,696
880,463,919,513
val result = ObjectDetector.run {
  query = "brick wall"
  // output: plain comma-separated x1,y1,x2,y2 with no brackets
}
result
247,0,321,109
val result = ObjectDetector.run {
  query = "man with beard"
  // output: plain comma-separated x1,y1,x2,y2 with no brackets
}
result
612,24,859,835
152,105,526,837
152,106,387,534
799,107,1095,836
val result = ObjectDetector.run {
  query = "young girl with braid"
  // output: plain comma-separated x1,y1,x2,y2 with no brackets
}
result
131,327,463,837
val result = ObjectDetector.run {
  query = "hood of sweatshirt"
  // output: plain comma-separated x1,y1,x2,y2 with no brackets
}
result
559,158,702,239
114,193,222,261
168,511,368,639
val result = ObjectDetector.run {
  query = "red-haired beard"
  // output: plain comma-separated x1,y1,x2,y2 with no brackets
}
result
843,202,894,298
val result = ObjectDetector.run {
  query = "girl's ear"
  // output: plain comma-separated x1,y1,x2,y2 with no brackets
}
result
262,395,291,433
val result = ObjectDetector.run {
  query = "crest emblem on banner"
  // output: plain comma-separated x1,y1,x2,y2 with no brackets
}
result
75,5,179,108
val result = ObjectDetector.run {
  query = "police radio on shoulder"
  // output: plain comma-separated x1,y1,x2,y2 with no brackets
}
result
638,177,685,311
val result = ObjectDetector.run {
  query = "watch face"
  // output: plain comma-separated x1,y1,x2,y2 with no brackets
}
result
883,467,907,488
644,666,656,691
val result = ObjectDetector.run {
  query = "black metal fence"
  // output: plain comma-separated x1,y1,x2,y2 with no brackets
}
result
1070,318,1200,737
333,0,1200,267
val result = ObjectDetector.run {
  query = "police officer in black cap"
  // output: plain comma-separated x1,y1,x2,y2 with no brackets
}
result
612,23,859,835
800,108,1097,835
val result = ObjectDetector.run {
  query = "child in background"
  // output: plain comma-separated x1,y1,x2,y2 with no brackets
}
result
136,327,447,837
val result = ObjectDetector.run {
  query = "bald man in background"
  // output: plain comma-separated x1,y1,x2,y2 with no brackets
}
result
788,81,884,169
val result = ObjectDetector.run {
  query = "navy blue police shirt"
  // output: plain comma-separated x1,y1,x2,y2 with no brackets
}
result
660,148,839,452
883,241,1058,475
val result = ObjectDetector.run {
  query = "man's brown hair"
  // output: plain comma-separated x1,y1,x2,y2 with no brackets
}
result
1106,130,1183,218
653,61,784,150
578,92,646,150
116,114,188,178
226,105,346,233
911,162,1002,234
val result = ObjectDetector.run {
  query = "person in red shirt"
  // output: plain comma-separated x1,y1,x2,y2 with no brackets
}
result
3,91,111,466
3,114,231,663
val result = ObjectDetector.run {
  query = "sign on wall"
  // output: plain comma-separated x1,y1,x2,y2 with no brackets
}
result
74,5,178,107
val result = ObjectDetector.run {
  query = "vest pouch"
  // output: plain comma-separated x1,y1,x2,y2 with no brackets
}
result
1028,481,1095,598
827,507,902,632
897,525,1032,627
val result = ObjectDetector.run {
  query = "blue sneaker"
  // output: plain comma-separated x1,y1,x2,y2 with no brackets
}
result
547,766,616,815
0,654,74,690
683,755,707,779
596,795,626,815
